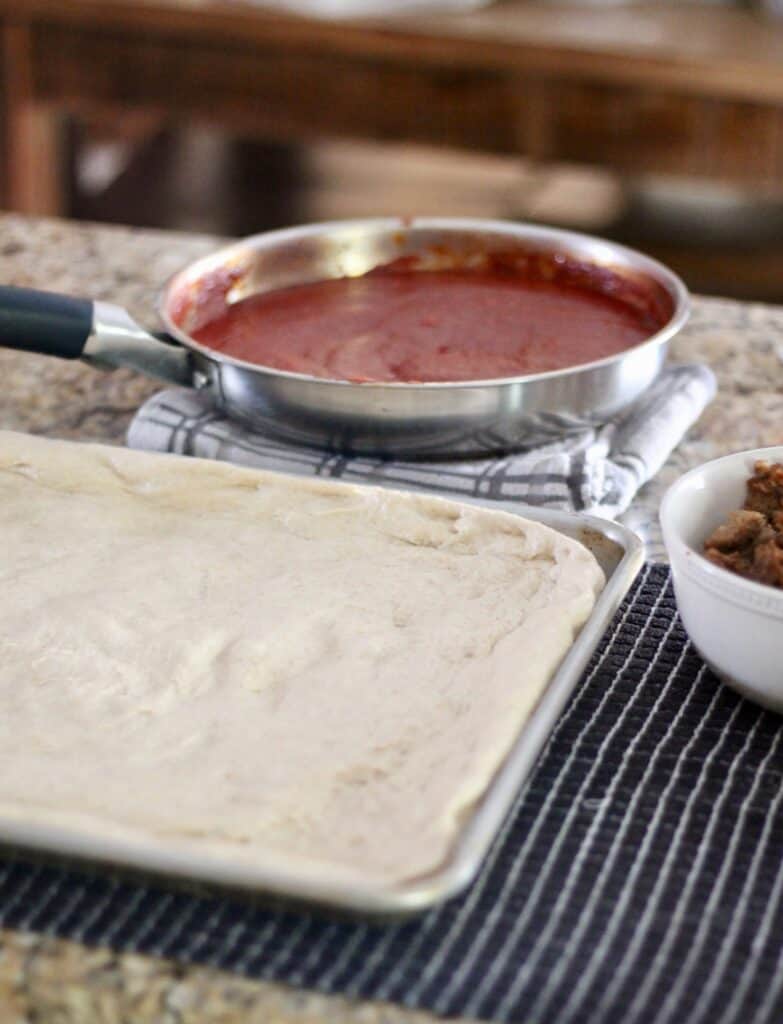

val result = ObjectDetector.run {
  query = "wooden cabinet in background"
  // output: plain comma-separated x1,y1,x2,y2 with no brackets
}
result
3,0,783,216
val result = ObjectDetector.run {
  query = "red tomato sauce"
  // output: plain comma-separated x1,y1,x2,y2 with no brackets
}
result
188,259,670,384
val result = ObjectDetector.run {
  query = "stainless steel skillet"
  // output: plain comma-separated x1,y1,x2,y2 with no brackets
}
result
0,218,690,457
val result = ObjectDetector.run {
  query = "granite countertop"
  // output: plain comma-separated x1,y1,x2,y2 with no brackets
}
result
2,214,783,556
0,213,782,1023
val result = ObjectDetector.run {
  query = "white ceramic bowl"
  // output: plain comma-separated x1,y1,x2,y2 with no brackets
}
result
660,447,783,712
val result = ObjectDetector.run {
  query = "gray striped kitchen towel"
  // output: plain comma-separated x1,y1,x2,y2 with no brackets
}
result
127,364,715,518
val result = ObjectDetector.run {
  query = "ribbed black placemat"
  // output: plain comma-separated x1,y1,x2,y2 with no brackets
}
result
3,563,783,1024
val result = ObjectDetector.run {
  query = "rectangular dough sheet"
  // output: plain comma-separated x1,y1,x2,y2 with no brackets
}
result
0,431,604,887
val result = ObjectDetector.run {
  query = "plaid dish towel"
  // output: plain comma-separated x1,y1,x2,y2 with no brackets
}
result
127,364,715,519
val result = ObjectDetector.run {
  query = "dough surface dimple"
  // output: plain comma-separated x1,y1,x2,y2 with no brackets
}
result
0,431,604,887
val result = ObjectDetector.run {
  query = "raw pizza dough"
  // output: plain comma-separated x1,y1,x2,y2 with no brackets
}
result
0,431,603,888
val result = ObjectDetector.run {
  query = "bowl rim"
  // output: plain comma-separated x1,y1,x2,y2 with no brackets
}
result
660,445,783,602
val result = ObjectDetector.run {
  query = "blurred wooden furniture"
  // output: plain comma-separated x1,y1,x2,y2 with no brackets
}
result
4,0,783,215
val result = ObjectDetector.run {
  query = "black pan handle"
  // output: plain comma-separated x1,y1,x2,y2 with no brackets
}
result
0,285,192,385
0,285,93,359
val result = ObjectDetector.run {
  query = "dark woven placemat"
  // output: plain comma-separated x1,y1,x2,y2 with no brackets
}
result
3,564,783,1024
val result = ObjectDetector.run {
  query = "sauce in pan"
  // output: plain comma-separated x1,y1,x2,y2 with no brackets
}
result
186,255,671,384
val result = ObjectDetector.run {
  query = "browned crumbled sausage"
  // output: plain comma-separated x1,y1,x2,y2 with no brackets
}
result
745,461,783,519
704,546,753,577
751,535,783,587
703,461,783,589
704,509,767,552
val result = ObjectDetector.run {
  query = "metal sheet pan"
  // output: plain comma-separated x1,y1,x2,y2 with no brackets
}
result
0,499,643,917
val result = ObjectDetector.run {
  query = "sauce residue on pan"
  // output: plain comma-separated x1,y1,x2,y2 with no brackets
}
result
183,253,673,384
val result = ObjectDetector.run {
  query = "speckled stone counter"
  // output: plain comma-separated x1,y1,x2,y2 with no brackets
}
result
0,213,781,1023
2,213,782,558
